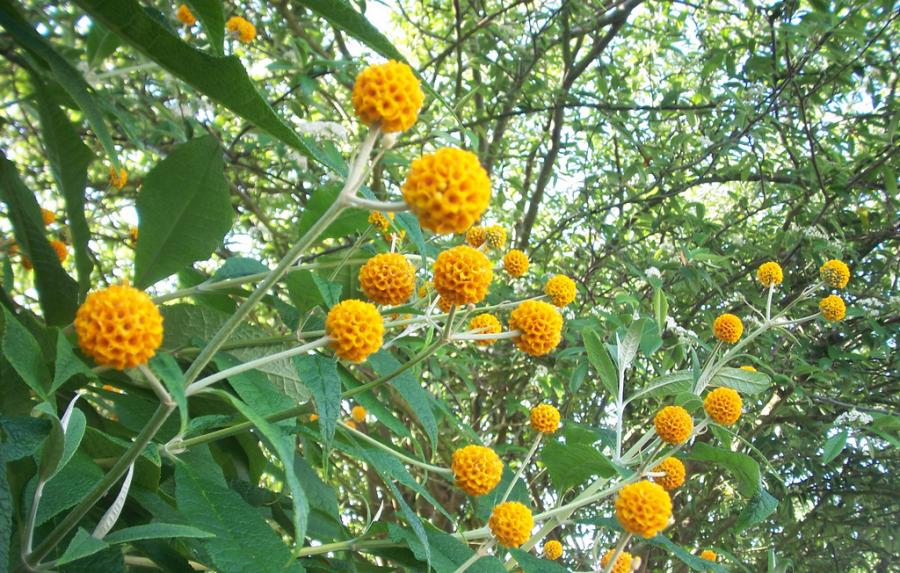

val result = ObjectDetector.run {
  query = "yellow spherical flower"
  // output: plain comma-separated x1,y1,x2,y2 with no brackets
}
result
309,413,319,422
451,445,503,496
437,296,454,313
530,404,561,434
600,550,634,573
819,295,846,321
509,300,563,356
368,211,393,232
108,167,127,190
756,261,783,287
402,148,491,234
543,540,563,561
351,405,367,423
352,60,424,133
345,419,358,430
50,240,68,263
417,280,431,299
485,225,507,249
503,249,529,277
466,225,486,247
74,284,164,370
176,4,196,26
433,245,493,305
654,405,693,445
704,387,742,425
358,253,416,306
40,208,56,226
488,502,533,548
654,457,686,491
469,314,501,346
544,274,577,307
325,299,384,363
713,313,743,344
700,550,717,562
615,480,672,538
820,259,850,289
739,365,756,372
226,16,256,43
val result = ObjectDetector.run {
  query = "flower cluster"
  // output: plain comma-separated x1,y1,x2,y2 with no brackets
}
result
820,259,850,289
108,167,127,189
325,300,384,362
654,405,693,445
509,300,563,356
544,274,576,307
654,457,686,490
530,404,560,434
176,4,196,26
352,60,424,133
713,313,743,344
488,502,533,547
600,549,634,573
615,480,672,538
503,249,529,277
543,540,563,560
756,261,783,287
226,16,256,43
819,294,846,321
433,245,493,306
452,445,503,496
359,253,416,305
704,387,742,425
468,314,502,346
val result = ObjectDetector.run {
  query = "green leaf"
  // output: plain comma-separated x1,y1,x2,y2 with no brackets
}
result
73,0,340,172
311,273,343,308
822,429,849,464
213,353,294,419
295,353,341,453
81,427,161,491
134,135,233,287
617,319,643,372
653,287,668,331
388,523,506,573
296,184,369,243
541,439,616,491
294,0,407,62
51,333,94,394
175,447,304,573
55,528,109,566
508,548,570,572
689,442,761,497
150,354,189,433
185,0,225,55
711,367,770,395
631,371,692,402
583,328,617,397
33,451,104,525
0,1,118,166
57,407,87,478
211,257,268,282
0,154,79,325
85,22,120,67
285,270,325,314
37,413,65,481
0,416,51,462
32,76,95,297
734,489,778,532
368,350,438,447
1,307,51,399
104,523,214,544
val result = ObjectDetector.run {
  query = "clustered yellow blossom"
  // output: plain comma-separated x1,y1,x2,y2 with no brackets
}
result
756,261,783,287
600,549,634,573
543,540,563,561
468,313,502,346
614,480,672,538
176,4,196,26
488,501,533,548
41,208,56,226
654,405,693,445
325,299,384,362
433,245,493,306
503,249,529,277
700,550,717,562
485,225,507,249
820,259,850,289
819,295,846,321
309,413,319,422
350,405,367,423
74,284,164,370
509,300,563,356
530,404,560,434
358,253,416,306
108,167,127,190
654,457,686,490
704,387,742,425
368,211,393,232
451,445,503,496
544,274,576,307
50,239,68,263
713,313,743,344
402,148,491,233
466,225,486,247
352,61,424,133
226,16,256,43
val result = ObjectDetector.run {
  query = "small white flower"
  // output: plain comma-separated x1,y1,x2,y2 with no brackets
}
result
645,267,661,279
835,409,874,427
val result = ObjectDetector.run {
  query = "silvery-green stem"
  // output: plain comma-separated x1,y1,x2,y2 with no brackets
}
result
346,197,409,211
453,540,495,573
499,434,542,503
765,283,775,320
339,421,452,475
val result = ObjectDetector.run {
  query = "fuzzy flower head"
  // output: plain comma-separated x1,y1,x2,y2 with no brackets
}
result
819,295,846,321
820,259,850,289
401,148,491,234
352,60,424,133
600,550,634,573
544,274,577,307
41,208,56,226
350,405,367,423
713,313,743,344
485,225,507,249
468,314,502,346
503,249,529,277
530,404,561,434
757,261,783,287
704,387,742,425
654,405,693,445
226,16,256,43
325,299,384,362
509,300,564,356
654,457,686,490
433,245,493,305
700,550,717,562
488,502,533,548
615,480,672,538
74,284,164,370
176,4,196,26
543,540,563,561
368,211,393,233
50,240,68,263
466,225,486,247
108,167,127,190
359,253,416,306
452,445,503,496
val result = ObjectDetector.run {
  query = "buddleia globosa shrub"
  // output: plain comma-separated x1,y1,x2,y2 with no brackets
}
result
0,5,854,572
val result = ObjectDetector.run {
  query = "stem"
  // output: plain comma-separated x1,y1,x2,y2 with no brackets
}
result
454,540,495,573
23,403,175,569
499,434,542,503
22,480,44,556
295,538,399,557
137,364,173,406
451,330,520,342
342,339,445,398
765,284,775,321
175,405,307,451
615,362,626,461
338,421,452,475
346,197,409,212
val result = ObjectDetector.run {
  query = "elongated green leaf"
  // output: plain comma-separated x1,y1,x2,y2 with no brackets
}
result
295,184,369,242
712,367,770,395
388,523,506,573
73,0,340,172
0,1,118,166
734,489,778,532
295,353,341,453
1,307,51,398
822,429,849,464
689,442,761,497
541,439,616,491
150,354,189,433
32,77,95,297
104,523,214,544
37,413,65,481
583,327,617,397
85,22,120,67
509,548,570,573
81,427,161,491
185,0,225,55
51,333,94,394
57,408,86,478
295,0,406,61
0,154,79,324
33,451,104,526
368,350,438,447
134,135,233,287
210,257,268,282
55,528,108,566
